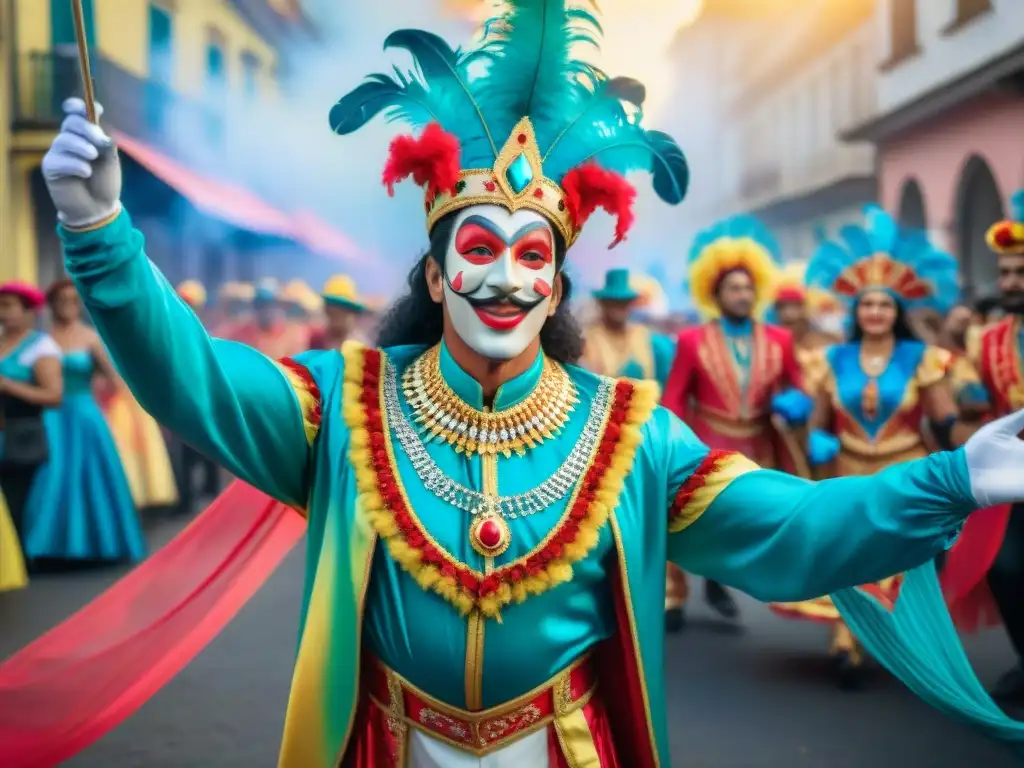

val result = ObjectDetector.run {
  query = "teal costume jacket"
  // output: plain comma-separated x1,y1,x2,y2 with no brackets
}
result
60,211,976,767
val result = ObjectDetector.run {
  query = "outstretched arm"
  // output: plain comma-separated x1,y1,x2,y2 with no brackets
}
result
59,214,318,509
658,407,1024,604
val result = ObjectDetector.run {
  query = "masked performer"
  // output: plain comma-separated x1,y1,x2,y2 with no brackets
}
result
16,3,1024,766
20,280,146,563
661,216,812,629
580,268,675,389
768,205,962,688
939,190,1024,702
309,274,366,351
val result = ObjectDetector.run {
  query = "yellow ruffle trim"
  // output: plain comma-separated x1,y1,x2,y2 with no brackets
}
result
342,340,658,619
275,358,321,445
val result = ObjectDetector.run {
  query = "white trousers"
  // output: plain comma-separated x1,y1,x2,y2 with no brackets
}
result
408,728,550,767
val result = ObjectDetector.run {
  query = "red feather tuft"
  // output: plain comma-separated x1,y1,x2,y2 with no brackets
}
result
561,163,637,248
381,123,461,199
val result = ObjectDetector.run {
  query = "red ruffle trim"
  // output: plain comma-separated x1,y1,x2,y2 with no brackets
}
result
278,356,323,427
668,448,732,524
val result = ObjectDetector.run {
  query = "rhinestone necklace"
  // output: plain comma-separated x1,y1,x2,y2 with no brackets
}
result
402,345,578,458
383,355,609,521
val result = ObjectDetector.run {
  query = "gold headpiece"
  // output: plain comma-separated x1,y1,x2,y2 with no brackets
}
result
425,119,577,246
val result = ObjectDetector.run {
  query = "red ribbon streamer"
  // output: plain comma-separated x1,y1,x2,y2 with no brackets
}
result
0,481,305,768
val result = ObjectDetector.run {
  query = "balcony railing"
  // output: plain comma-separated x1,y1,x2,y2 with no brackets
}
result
13,50,224,154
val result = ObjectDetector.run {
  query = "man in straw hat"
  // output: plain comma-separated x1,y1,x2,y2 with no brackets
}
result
309,274,366,351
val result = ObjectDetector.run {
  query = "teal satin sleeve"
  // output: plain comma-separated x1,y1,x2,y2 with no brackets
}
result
669,449,975,602
58,209,309,507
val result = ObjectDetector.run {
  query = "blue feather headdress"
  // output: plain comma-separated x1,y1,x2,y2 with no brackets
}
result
328,0,689,249
986,189,1024,255
686,214,782,318
805,204,960,314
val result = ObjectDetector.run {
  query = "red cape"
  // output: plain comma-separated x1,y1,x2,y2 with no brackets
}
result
941,504,1011,633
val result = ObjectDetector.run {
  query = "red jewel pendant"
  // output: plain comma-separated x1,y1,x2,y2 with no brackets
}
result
470,514,511,558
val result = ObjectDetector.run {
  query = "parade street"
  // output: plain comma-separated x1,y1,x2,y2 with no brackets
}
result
1,513,1021,768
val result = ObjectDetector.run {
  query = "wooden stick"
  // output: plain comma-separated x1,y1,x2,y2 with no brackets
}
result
70,0,97,123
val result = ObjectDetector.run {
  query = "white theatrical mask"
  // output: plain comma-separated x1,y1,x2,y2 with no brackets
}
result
442,205,558,360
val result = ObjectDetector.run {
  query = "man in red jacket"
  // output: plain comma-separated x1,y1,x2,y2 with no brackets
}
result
661,216,812,631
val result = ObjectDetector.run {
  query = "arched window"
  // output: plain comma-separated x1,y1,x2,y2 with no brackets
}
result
955,155,1004,299
897,178,927,230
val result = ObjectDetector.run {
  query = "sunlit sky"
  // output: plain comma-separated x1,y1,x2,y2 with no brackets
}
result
165,1,714,293
447,0,707,119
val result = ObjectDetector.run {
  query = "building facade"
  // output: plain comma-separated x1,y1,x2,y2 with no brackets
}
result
0,0,354,292
707,0,879,264
845,0,1024,299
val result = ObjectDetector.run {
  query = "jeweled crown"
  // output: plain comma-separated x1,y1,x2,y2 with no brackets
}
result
425,118,576,245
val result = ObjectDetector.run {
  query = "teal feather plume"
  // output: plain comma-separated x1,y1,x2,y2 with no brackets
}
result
328,29,497,167
688,215,781,266
1011,189,1024,222
330,0,690,208
806,204,961,314
475,0,603,147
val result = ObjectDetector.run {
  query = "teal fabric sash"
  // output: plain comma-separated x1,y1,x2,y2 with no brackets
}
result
834,566,1024,757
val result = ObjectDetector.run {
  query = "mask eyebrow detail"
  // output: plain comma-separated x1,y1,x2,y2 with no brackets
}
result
457,215,552,247
458,215,512,245
510,221,550,243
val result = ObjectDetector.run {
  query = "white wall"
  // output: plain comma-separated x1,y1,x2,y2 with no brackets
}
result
877,0,1024,112
773,202,867,264
728,19,878,213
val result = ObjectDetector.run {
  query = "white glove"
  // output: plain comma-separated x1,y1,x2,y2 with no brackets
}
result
964,407,1024,507
41,98,122,228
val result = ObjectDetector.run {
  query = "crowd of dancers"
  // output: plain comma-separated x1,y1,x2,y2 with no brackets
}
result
578,192,1024,698
0,273,375,593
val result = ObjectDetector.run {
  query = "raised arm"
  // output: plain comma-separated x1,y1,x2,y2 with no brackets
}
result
664,408,1024,603
43,99,318,508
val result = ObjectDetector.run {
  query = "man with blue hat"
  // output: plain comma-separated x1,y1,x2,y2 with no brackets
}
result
580,268,676,391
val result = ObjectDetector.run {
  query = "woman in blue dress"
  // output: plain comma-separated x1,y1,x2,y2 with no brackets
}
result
0,282,63,547
770,205,964,688
21,279,145,563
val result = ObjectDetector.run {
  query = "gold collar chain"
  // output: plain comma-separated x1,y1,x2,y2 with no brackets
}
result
401,345,578,458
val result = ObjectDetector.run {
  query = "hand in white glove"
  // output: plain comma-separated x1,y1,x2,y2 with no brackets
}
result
41,98,122,229
964,408,1024,507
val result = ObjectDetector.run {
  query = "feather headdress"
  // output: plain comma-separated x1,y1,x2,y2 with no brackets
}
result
686,214,782,319
806,205,960,314
329,0,689,248
986,189,1024,255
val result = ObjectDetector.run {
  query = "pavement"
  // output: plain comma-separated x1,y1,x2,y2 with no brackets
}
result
1,511,1021,768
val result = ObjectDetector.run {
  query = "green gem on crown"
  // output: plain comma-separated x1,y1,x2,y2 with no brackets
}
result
505,153,534,194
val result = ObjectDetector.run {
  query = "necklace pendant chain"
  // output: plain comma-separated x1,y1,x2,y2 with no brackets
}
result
382,352,611,530
402,345,579,459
